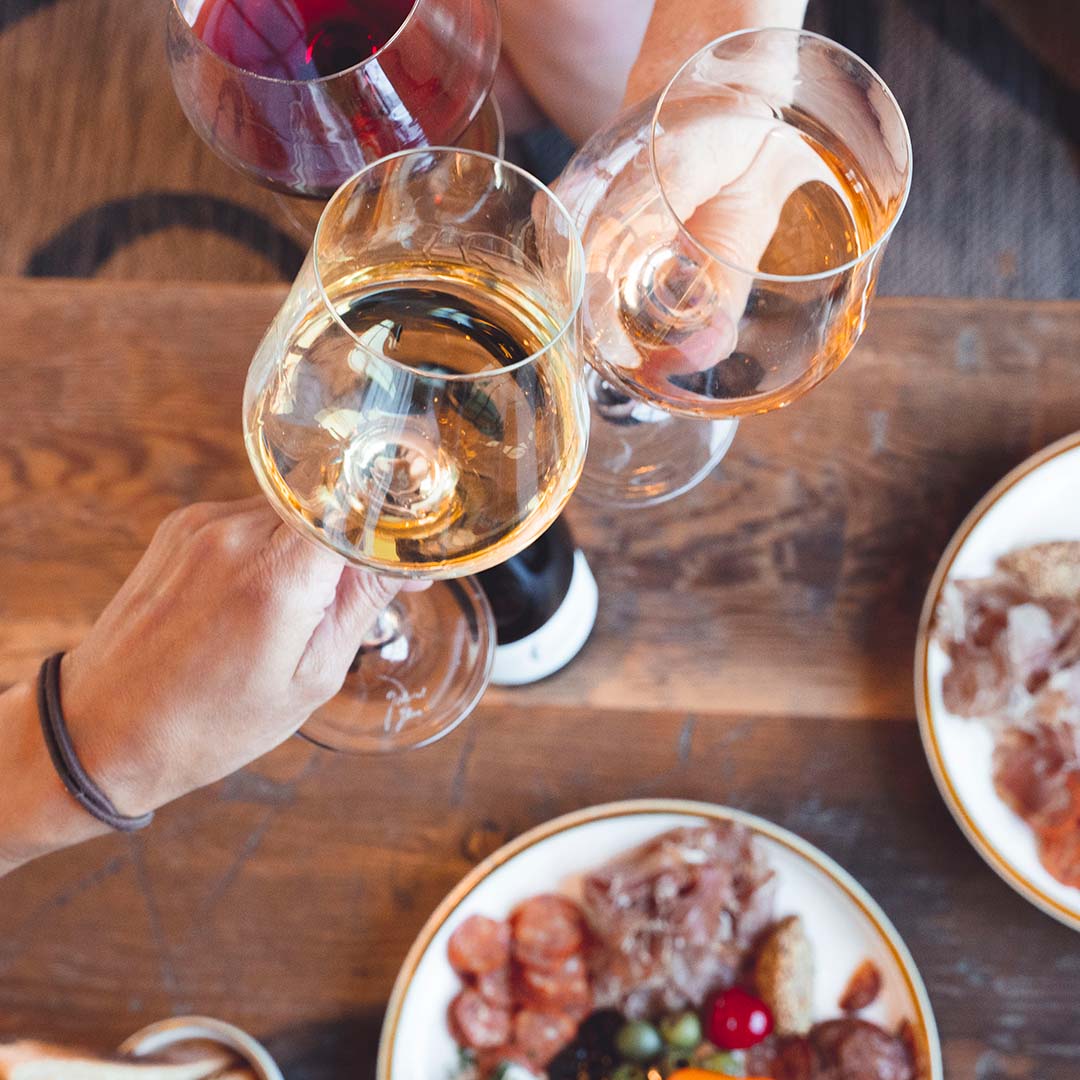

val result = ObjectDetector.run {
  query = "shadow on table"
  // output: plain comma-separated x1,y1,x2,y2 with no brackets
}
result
265,1009,386,1080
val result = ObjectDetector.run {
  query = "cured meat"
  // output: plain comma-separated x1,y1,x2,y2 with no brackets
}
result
993,669,1080,885
476,964,513,1009
512,1009,579,1069
510,895,586,968
936,577,1052,719
993,717,1079,828
1004,601,1079,694
449,988,512,1050
473,1044,534,1076
583,823,775,1018
747,1019,915,1080
516,952,590,1013
447,899,592,1076
998,541,1080,603
933,544,1080,890
813,1019,915,1080
448,915,512,976
1037,776,1080,887
935,564,1080,721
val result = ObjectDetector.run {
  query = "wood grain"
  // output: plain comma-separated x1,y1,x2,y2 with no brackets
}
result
1,281,1079,1078
2,282,1078,718
0,0,294,283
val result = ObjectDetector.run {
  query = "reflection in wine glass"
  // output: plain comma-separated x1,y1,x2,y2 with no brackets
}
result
244,148,587,752
557,28,913,506
166,0,502,197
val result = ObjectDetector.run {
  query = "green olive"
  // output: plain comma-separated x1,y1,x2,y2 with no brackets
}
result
610,1066,647,1080
659,1011,703,1050
614,1020,664,1063
699,1050,746,1075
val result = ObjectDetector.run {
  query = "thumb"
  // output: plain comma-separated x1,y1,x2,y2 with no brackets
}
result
652,117,851,375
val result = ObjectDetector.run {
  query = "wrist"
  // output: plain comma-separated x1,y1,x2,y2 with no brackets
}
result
0,680,109,875
58,650,162,819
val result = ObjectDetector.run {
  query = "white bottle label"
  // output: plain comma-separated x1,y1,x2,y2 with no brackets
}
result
489,550,599,686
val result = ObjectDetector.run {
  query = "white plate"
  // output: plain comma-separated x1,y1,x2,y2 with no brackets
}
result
916,431,1080,931
377,800,941,1080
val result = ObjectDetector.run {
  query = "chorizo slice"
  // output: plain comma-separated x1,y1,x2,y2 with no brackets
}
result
448,988,512,1051
448,914,512,976
513,1009,580,1069
511,895,585,967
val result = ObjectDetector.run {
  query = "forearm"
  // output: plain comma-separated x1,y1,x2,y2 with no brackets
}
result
623,0,808,104
0,680,106,878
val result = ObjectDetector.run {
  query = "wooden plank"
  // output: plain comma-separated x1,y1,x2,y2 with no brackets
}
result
0,0,295,284
0,708,1077,1078
1,282,1079,1076
2,282,1078,722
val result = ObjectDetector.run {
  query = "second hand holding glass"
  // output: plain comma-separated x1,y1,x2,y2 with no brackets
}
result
244,148,587,752
557,28,913,506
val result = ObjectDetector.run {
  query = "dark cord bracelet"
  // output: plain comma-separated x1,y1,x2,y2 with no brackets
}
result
37,652,154,833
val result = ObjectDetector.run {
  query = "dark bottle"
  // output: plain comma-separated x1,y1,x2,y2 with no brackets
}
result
478,518,598,685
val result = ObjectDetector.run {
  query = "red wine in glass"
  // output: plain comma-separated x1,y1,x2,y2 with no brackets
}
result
193,0,417,81
167,0,500,196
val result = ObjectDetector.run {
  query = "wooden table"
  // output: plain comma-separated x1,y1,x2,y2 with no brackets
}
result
1,280,1078,1079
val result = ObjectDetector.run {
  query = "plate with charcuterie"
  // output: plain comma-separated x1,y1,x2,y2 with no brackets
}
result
917,431,1080,931
377,800,941,1080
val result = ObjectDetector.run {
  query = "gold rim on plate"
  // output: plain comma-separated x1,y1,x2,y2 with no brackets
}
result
376,798,943,1079
914,430,1080,932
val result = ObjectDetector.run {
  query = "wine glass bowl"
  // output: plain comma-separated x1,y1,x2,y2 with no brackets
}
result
558,28,912,505
166,0,501,197
242,148,586,752
245,148,587,579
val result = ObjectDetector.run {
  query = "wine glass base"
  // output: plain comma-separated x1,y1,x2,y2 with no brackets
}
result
300,578,495,754
577,377,739,508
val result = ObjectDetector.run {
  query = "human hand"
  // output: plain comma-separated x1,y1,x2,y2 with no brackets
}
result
495,0,807,144
495,0,653,141
557,35,849,382
58,497,417,817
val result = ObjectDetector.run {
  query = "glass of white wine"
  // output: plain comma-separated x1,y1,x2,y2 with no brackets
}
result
244,147,587,752
556,28,912,506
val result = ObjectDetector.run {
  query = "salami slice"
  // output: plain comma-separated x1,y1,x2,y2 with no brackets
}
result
448,915,512,976
513,1009,579,1069
476,964,513,1009
510,895,585,967
517,953,590,1013
474,1044,533,1077
448,988,512,1051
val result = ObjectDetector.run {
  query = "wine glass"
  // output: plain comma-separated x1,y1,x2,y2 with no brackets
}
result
556,28,913,506
166,0,502,198
244,147,587,752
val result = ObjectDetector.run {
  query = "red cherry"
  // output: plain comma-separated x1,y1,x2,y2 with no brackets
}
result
705,987,774,1050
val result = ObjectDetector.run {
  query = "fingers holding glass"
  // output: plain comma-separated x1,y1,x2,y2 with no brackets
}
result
559,28,912,506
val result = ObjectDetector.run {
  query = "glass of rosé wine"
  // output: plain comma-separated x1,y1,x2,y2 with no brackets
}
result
243,148,587,753
556,28,913,507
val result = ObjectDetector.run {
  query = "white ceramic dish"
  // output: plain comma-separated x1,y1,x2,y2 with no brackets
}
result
377,799,941,1080
120,1017,285,1080
916,430,1080,932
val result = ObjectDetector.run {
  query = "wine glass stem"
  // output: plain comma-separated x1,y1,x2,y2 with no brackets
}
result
355,601,406,658
585,367,670,426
